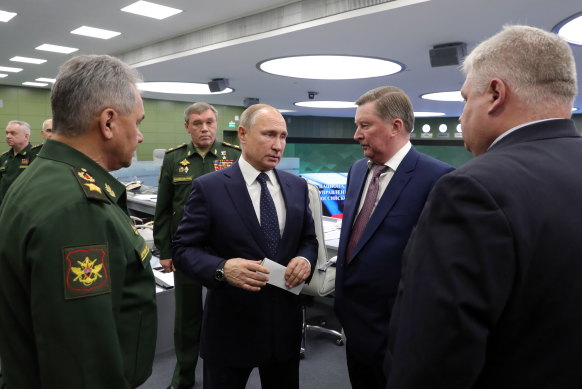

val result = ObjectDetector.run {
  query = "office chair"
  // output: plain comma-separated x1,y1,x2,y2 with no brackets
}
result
152,148,167,162
300,182,343,358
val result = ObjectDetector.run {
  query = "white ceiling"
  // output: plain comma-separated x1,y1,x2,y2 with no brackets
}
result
1,0,581,118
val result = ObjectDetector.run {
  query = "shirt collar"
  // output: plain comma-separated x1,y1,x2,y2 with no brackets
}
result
239,154,276,186
367,141,411,172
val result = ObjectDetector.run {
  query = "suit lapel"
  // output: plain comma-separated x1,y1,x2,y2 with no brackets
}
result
223,163,265,250
349,148,419,262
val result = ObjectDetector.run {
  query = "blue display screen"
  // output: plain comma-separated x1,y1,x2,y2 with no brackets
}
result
301,173,347,219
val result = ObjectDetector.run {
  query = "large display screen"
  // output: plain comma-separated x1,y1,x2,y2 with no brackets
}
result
301,172,347,218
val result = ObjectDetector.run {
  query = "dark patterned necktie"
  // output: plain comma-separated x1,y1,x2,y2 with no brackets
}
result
257,172,280,259
346,164,388,262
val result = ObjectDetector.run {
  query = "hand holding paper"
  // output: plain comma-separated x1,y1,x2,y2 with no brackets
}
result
260,258,308,295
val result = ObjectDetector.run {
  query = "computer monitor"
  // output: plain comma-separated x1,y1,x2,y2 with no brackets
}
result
301,172,347,218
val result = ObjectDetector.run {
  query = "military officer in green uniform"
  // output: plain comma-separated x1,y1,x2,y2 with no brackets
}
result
0,120,40,205
154,102,240,389
0,54,156,389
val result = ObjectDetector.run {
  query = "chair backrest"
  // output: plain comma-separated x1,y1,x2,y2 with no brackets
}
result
152,148,167,161
301,181,336,297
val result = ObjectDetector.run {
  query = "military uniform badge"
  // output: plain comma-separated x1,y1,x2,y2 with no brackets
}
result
213,160,234,171
63,244,112,299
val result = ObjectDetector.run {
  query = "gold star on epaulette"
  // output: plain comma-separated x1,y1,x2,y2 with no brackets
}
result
84,183,102,194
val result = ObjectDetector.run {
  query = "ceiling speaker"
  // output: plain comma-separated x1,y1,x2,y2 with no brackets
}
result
429,42,467,67
208,78,229,92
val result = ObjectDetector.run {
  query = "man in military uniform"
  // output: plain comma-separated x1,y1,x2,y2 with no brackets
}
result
0,54,156,388
154,102,240,389
41,118,53,139
0,120,40,205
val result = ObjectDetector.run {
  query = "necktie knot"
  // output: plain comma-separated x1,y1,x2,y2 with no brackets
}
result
371,164,388,179
257,172,268,186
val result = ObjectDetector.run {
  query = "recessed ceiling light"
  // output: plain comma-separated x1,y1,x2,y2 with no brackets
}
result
22,82,48,87
10,56,47,64
36,78,56,83
259,55,403,80
0,10,17,22
36,44,78,54
0,66,22,73
421,91,463,102
278,109,296,113
121,1,183,20
414,111,446,117
553,12,582,46
137,82,233,94
71,26,121,40
294,101,357,109
573,107,579,112
0,73,8,78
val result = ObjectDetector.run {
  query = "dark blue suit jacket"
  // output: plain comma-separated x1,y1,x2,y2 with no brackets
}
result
172,162,317,367
387,120,582,388
334,146,453,363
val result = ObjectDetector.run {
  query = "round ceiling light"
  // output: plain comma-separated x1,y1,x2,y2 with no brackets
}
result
259,55,403,80
421,91,463,102
553,12,582,46
294,101,357,109
137,82,233,94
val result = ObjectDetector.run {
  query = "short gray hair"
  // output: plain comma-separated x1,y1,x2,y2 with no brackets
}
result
7,120,31,136
463,25,577,107
183,102,217,123
239,104,280,130
51,54,142,137
355,86,414,133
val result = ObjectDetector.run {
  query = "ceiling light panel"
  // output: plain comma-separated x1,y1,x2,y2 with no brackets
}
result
137,82,233,94
259,55,403,80
71,26,121,39
414,112,446,117
0,10,17,22
121,1,183,20
22,82,48,87
0,66,22,73
0,74,8,78
36,44,78,54
10,56,47,64
36,78,56,83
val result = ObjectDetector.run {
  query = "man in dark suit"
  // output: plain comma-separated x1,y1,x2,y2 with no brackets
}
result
172,104,317,389
386,25,582,388
334,86,454,389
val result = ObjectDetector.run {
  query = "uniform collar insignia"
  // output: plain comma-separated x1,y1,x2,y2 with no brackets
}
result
104,183,116,198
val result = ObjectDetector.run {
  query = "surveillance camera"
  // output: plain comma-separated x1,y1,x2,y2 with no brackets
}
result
308,91,318,100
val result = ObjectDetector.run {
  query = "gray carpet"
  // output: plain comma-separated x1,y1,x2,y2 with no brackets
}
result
138,295,350,389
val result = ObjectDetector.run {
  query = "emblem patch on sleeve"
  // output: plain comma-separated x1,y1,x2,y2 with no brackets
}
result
63,244,112,299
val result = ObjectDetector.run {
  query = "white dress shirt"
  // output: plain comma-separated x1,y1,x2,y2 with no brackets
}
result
356,141,412,216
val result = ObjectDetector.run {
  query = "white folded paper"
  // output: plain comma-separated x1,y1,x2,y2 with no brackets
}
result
260,258,304,295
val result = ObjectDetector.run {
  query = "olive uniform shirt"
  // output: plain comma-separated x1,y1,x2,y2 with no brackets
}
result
0,143,40,204
0,139,157,389
154,140,241,258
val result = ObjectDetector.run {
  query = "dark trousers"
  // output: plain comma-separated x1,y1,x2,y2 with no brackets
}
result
346,343,386,389
203,357,300,389
171,270,203,389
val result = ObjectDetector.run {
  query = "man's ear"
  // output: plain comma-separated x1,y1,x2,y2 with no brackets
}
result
391,118,404,136
238,125,247,145
99,109,116,140
488,78,506,115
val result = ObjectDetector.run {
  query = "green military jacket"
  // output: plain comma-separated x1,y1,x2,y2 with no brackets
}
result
0,142,40,204
153,140,241,259
0,139,156,389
